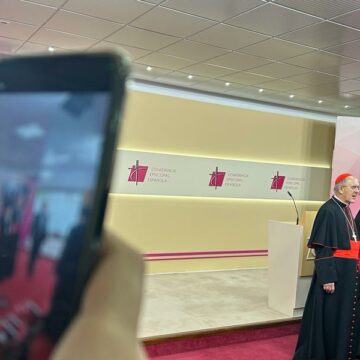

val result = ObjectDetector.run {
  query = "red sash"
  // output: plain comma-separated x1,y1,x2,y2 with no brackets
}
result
333,240,360,259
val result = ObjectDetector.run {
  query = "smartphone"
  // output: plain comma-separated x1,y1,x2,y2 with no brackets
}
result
0,52,129,359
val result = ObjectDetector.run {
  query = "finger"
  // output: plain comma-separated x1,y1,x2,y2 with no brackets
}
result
80,230,144,333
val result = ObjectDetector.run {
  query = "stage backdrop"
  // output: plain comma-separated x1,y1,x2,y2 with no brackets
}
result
111,150,330,201
332,116,360,216
104,90,334,273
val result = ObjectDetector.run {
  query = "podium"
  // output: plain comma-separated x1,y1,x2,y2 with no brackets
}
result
267,213,316,317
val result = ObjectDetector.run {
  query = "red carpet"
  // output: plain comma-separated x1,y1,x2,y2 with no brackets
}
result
0,251,56,318
148,334,297,359
146,322,299,360
0,251,57,359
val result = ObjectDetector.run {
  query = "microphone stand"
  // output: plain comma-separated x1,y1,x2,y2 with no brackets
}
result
287,191,299,225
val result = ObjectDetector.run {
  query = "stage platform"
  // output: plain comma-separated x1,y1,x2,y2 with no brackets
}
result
139,268,303,340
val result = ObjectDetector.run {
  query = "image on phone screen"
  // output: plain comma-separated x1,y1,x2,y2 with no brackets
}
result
0,88,116,359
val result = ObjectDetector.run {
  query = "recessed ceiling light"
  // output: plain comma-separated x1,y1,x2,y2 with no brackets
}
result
146,66,152,72
225,82,231,87
345,105,350,109
258,88,264,93
289,94,295,99
318,100,323,104
48,46,55,52
187,74,193,80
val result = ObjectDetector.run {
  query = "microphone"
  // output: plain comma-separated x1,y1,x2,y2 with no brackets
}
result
287,191,299,225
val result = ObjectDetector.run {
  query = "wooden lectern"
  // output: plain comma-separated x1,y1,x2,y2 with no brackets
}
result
267,211,317,317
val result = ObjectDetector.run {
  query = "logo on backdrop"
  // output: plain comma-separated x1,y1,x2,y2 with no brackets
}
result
209,167,226,189
270,171,285,191
128,160,148,185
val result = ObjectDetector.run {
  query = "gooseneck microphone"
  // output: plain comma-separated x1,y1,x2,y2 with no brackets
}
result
287,191,299,225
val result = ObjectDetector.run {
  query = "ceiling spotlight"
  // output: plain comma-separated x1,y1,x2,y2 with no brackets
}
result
146,66,152,72
345,105,350,109
318,100,323,104
187,74,193,80
258,88,264,93
48,46,55,52
225,82,231,87
289,94,295,99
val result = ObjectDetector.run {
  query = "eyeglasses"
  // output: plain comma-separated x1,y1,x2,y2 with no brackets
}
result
344,185,360,190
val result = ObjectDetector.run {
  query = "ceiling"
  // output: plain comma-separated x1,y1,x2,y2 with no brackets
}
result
2,0,360,116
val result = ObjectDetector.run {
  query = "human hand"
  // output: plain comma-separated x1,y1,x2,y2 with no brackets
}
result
51,231,146,360
323,282,335,294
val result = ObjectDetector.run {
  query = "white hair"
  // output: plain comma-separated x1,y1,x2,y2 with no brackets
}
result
334,177,351,193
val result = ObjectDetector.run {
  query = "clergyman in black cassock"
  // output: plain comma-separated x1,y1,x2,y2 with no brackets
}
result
28,201,48,277
293,173,360,360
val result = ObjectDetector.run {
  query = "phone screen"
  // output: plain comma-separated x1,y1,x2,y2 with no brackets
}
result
0,91,113,358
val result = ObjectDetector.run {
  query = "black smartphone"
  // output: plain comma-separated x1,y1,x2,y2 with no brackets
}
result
0,52,129,359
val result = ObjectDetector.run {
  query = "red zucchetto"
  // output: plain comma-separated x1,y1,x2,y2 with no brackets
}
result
335,173,353,184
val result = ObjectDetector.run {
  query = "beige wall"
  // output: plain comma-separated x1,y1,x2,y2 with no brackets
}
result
105,90,335,273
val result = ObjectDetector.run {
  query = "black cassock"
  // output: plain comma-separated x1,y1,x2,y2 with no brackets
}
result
293,197,360,360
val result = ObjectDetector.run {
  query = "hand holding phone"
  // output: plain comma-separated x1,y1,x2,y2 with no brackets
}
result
0,52,130,359
52,231,146,360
